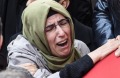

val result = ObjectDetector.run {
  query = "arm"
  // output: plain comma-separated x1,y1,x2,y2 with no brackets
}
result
88,38,120,63
7,35,61,78
93,0,114,47
60,55,94,78
7,46,53,78
60,37,120,78
19,40,91,78
10,36,120,78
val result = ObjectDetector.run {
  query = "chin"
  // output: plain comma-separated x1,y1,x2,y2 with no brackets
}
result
60,50,71,57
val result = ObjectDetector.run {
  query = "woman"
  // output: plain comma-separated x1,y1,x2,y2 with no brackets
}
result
7,0,120,78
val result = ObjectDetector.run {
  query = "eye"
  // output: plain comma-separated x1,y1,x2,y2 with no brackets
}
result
58,19,69,26
45,24,56,32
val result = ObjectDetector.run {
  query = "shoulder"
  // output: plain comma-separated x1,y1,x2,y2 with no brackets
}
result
74,39,90,57
74,39,89,49
7,35,47,69
7,35,38,55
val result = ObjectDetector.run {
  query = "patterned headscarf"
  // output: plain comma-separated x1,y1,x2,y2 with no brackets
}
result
22,0,80,71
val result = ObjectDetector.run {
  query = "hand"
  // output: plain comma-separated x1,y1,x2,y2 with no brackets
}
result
115,35,120,57
88,38,120,64
116,35,120,40
18,63,38,75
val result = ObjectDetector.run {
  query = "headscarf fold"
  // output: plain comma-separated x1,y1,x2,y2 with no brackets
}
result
22,0,81,71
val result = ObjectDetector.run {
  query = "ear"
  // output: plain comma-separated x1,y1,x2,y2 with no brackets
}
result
59,0,70,8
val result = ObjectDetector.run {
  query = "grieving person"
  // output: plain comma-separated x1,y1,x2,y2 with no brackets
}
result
7,0,120,78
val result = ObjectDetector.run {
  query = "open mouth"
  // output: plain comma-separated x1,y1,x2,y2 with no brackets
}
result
56,39,68,47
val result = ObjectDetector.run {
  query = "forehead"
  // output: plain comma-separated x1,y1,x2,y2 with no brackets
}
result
46,13,66,24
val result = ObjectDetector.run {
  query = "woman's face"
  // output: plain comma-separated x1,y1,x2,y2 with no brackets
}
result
45,13,71,57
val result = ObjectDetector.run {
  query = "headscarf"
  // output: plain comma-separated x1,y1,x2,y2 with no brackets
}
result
22,0,81,71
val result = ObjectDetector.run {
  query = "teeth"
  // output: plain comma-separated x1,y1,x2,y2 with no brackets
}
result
58,40,67,44
57,39,67,46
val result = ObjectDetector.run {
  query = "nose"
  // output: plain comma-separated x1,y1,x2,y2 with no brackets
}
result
56,25,65,37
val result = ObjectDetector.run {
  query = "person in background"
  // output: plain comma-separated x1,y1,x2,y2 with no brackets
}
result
93,0,120,47
0,0,28,70
7,0,120,78
67,0,93,27
0,66,33,78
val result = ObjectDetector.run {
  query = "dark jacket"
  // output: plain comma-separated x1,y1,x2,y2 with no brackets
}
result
93,0,120,47
73,18,96,51
0,0,27,70
60,55,94,78
68,0,93,27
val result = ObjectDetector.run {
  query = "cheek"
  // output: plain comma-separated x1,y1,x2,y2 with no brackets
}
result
65,26,71,38
46,33,56,46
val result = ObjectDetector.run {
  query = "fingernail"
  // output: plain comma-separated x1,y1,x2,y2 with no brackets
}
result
115,52,120,57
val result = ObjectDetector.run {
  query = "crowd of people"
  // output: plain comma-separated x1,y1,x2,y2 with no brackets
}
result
0,0,120,78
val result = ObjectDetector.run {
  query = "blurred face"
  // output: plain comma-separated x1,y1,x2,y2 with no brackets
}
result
45,13,71,57
0,35,3,49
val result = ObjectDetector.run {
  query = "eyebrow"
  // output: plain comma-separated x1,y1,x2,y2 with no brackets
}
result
46,18,66,27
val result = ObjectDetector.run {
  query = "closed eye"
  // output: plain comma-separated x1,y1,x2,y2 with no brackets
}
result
58,19,69,26
45,24,56,32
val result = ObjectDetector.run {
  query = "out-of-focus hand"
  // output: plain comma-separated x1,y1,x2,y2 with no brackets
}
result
116,35,120,40
18,63,38,75
115,35,120,57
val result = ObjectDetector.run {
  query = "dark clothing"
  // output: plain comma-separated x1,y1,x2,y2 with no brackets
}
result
0,0,7,70
93,0,120,47
73,18,96,51
60,55,94,78
68,0,93,27
0,0,27,70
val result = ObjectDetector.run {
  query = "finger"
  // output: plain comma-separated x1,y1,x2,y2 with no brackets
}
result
115,46,120,57
116,35,120,40
18,63,37,75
